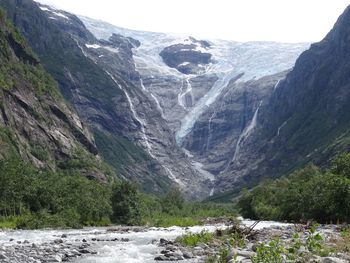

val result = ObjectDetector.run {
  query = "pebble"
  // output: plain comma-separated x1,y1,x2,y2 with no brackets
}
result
152,224,347,262
0,237,99,262
322,257,348,263
53,239,63,244
0,224,347,263
154,255,168,261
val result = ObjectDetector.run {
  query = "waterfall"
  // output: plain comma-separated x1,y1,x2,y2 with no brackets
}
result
277,121,288,136
273,79,281,91
177,77,193,110
176,70,237,145
140,78,165,119
230,101,263,165
206,111,216,150
106,72,155,159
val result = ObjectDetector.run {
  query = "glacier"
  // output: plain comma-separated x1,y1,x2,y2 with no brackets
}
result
80,15,309,146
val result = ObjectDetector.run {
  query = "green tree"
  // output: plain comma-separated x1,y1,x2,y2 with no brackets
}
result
161,187,184,215
331,153,350,178
111,181,141,225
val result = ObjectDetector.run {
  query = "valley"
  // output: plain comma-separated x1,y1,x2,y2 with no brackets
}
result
0,0,350,262
21,1,311,198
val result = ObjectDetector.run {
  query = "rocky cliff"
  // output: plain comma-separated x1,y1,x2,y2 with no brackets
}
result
0,7,109,181
214,5,350,200
80,15,309,197
5,0,335,200
1,0,214,198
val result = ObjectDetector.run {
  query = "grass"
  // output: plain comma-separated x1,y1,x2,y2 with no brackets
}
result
328,227,350,255
176,231,214,247
143,214,202,228
0,217,17,229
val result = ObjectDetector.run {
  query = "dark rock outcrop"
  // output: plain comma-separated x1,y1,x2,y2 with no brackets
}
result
160,37,212,75
0,8,108,181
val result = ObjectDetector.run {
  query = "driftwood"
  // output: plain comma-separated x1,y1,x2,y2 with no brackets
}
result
222,220,261,240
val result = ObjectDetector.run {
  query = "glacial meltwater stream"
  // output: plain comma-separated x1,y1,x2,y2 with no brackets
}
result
0,221,291,263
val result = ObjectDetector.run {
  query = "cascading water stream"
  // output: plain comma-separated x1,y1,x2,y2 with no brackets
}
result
176,70,238,145
0,221,292,263
228,101,263,167
105,72,155,159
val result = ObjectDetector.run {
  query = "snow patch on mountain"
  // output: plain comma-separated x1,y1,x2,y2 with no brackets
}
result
80,16,309,146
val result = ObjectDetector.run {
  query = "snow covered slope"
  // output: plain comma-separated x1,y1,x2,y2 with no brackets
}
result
80,16,309,145
24,2,311,197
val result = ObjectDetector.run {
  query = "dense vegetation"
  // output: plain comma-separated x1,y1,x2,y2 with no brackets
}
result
0,8,59,97
0,156,112,229
0,156,234,229
237,153,350,223
140,188,235,227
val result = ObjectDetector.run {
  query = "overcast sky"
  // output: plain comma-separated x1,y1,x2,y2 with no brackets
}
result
36,0,350,43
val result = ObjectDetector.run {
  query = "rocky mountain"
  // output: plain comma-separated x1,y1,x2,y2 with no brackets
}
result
213,5,350,198
80,15,309,197
0,7,109,181
2,0,327,200
0,0,211,198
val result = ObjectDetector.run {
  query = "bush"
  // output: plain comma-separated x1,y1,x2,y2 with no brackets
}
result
161,187,184,215
238,153,350,223
0,155,112,229
176,230,214,247
111,181,141,225
0,156,235,229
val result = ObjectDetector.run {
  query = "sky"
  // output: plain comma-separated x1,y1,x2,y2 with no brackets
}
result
35,0,350,43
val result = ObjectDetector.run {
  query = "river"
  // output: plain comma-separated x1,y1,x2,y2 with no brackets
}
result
0,220,291,262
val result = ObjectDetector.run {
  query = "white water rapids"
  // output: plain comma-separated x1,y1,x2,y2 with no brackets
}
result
0,221,290,263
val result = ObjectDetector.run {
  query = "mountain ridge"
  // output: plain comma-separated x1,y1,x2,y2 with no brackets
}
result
214,4,350,200
8,0,348,201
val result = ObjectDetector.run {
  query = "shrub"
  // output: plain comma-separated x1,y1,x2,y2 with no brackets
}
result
0,155,112,229
111,180,141,225
237,154,350,223
176,231,214,247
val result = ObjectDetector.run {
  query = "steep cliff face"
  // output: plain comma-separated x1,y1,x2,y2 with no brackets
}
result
81,15,308,197
0,8,109,180
214,5,350,199
1,0,212,197
183,71,288,176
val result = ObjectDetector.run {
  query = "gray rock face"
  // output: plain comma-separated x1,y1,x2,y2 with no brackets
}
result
159,37,212,75
183,72,287,176
216,5,350,197
0,9,107,180
7,0,348,201
79,14,309,198
3,0,212,198
0,0,174,195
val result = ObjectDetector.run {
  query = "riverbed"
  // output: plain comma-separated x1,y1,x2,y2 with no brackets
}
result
0,220,294,262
